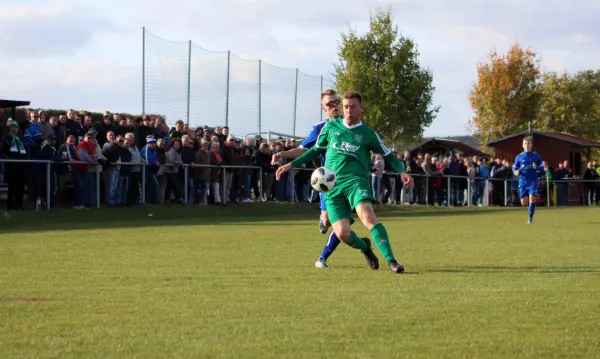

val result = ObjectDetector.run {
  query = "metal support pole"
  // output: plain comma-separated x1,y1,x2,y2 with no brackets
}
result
96,166,100,209
222,168,227,204
292,169,296,202
142,27,146,115
293,69,299,137
225,51,230,127
467,179,471,206
377,174,382,203
546,176,550,207
258,60,262,134
447,177,451,206
504,179,508,206
184,166,188,204
186,40,192,125
46,162,51,210
141,164,146,204
320,75,323,122
259,168,263,202
425,176,429,205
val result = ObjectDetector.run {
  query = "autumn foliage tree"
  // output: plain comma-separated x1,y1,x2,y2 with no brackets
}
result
468,43,541,144
537,70,600,140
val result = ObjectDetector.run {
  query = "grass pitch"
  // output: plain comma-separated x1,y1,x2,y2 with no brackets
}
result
1,204,599,358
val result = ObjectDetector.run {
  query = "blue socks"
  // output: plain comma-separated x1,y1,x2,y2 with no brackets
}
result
529,202,536,219
319,231,341,261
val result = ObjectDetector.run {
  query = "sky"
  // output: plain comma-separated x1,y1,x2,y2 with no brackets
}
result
1,0,599,138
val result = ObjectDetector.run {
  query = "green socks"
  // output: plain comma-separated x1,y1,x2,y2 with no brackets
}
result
346,231,368,251
370,223,395,262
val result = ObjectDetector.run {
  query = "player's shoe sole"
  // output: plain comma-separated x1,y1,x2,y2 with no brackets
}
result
315,258,328,268
361,238,380,270
388,260,405,274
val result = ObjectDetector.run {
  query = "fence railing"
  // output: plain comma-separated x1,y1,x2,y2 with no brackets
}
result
1,158,599,210
142,28,335,138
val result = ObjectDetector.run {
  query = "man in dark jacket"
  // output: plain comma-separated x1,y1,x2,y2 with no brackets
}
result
0,121,28,211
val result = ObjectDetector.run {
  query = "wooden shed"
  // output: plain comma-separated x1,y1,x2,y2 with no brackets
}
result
408,138,490,160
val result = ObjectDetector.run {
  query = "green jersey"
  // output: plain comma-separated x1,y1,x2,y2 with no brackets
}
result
291,119,405,196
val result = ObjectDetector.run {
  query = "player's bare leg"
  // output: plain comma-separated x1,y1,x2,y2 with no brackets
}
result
356,202,404,273
319,210,331,234
331,218,379,270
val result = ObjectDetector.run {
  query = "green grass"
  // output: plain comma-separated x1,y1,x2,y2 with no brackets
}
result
1,204,599,358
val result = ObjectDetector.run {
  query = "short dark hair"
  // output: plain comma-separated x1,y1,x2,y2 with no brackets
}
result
343,91,363,104
320,89,337,99
523,134,533,142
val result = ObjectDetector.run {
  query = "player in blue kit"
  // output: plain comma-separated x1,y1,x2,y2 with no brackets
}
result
512,135,543,224
272,89,370,270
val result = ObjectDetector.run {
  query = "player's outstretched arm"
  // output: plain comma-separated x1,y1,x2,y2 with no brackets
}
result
271,147,306,165
276,146,322,181
290,145,322,168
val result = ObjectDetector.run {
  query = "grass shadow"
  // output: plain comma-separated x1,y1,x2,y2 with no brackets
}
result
427,265,600,274
0,202,549,234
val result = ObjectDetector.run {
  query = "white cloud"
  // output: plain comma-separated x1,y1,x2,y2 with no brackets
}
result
0,0,116,58
3,0,600,137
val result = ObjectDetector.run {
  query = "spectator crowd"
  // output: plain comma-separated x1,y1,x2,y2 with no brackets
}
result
1,107,599,214
371,151,600,207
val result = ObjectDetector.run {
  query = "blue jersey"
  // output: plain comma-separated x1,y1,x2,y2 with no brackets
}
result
300,120,328,166
513,151,542,182
301,120,329,211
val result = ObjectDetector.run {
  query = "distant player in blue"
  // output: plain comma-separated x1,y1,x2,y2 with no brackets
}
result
272,89,368,270
512,135,543,224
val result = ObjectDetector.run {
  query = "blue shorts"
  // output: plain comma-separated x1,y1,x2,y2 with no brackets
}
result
319,192,327,211
519,181,538,199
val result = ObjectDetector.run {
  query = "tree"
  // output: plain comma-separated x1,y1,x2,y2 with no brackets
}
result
333,7,438,143
468,43,541,144
537,70,600,140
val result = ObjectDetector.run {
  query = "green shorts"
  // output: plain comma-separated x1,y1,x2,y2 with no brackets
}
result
325,179,374,225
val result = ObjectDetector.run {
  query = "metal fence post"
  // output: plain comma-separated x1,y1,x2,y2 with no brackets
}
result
504,179,508,206
46,162,51,210
142,27,145,115
467,179,471,206
225,50,230,128
259,167,263,201
184,165,188,204
141,164,146,204
447,176,451,206
425,175,429,205
320,75,323,122
258,60,262,134
546,176,550,207
186,40,192,125
293,69,298,137
292,168,296,202
96,166,100,209
222,167,227,204
377,174,382,203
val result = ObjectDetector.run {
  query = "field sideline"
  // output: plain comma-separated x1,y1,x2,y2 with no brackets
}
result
1,204,599,358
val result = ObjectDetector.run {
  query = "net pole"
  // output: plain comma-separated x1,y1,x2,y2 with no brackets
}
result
142,27,146,115
225,50,230,127
320,75,323,121
293,69,298,137
186,40,192,125
258,59,262,134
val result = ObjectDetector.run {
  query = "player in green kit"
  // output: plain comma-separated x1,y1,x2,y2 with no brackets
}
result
276,91,413,274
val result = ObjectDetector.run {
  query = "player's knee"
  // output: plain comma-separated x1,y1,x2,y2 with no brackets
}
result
333,223,351,242
356,203,378,228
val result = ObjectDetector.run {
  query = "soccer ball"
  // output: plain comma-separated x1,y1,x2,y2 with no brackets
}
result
311,167,336,193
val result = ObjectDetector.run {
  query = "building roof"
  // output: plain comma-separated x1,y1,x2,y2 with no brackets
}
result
0,99,30,108
486,130,600,148
409,138,491,158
